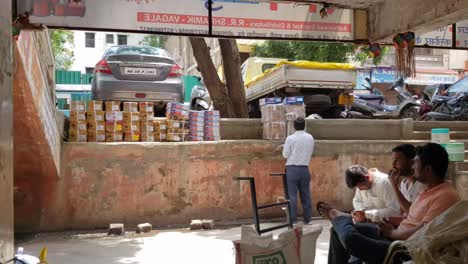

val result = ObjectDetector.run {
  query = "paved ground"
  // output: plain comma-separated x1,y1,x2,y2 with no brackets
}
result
17,220,331,263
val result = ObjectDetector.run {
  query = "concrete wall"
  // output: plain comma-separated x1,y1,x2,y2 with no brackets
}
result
15,140,413,232
0,1,13,261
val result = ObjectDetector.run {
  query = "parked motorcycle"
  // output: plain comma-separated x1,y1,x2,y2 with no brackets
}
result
190,76,212,111
423,91,468,121
346,77,420,120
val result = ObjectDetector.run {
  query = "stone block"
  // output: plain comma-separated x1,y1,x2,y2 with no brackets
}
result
202,219,215,230
190,220,203,230
136,223,152,233
108,223,125,235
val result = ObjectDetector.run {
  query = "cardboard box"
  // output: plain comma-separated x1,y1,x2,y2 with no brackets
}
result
70,111,86,122
87,111,105,123
166,102,190,111
262,122,286,140
88,121,106,132
167,133,186,142
141,121,154,133
189,136,204,141
105,121,123,132
123,112,140,122
105,111,123,122
261,104,286,123
167,119,188,129
106,132,123,142
189,131,204,137
69,129,87,142
139,102,154,113
87,100,104,111
70,101,85,111
189,111,205,118
88,131,106,142
140,112,154,122
123,102,138,112
124,132,140,142
259,97,282,106
154,131,167,142
154,120,167,131
123,121,140,132
141,132,155,142
166,109,189,120
105,101,121,111
70,121,87,132
167,128,188,134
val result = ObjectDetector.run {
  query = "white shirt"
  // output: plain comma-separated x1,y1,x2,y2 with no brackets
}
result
282,130,314,166
399,178,426,203
353,168,400,222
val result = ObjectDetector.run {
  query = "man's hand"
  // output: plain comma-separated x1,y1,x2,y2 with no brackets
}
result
384,215,406,227
274,144,283,152
351,210,367,223
388,168,400,187
379,222,395,238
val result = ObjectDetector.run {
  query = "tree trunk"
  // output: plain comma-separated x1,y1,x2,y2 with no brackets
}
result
219,39,249,118
188,37,235,118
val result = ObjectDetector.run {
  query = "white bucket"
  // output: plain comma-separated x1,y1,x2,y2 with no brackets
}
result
431,128,450,144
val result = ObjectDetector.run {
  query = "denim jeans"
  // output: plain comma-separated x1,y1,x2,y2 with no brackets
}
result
286,165,312,222
328,216,392,264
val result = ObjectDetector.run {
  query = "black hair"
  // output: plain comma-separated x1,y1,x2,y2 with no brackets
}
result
345,165,368,189
294,117,305,131
392,144,416,160
416,143,449,179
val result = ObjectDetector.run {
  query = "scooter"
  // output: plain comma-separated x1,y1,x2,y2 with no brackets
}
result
423,92,468,121
347,77,420,120
190,76,212,111
2,247,47,264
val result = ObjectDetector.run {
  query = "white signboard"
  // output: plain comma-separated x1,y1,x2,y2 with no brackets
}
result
456,20,468,48
19,0,354,40
416,26,453,47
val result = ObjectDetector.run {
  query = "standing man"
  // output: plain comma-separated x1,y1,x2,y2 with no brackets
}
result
282,117,314,224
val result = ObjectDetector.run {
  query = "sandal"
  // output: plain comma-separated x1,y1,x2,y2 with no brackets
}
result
316,201,332,220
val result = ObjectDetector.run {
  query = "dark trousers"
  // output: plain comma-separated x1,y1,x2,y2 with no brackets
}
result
328,216,392,264
286,165,312,222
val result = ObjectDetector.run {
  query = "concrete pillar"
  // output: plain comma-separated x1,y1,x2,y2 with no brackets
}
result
369,0,468,41
400,118,414,140
0,0,14,261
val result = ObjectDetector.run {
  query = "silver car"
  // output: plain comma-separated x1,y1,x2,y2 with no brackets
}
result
91,45,183,104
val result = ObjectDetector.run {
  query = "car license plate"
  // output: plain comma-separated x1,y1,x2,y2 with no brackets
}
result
124,67,157,75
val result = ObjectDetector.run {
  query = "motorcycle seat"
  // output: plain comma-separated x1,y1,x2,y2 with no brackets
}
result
355,94,385,100
434,95,457,103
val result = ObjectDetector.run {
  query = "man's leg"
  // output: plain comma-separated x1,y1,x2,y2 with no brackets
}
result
331,216,391,264
298,167,312,222
328,227,350,264
286,166,299,222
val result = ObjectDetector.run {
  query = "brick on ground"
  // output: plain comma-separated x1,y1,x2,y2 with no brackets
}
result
108,223,125,235
202,219,215,230
136,223,152,233
190,219,203,230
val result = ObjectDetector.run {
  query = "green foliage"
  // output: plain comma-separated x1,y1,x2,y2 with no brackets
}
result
50,29,74,70
252,40,390,65
139,35,166,48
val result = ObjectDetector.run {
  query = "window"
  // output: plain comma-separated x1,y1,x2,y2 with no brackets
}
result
85,67,94,74
85,33,95,48
115,46,168,57
117,35,128,45
106,34,114,44
447,77,468,96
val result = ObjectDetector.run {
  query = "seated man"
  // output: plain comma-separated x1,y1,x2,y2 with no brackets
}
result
320,143,461,264
389,144,426,215
346,165,400,223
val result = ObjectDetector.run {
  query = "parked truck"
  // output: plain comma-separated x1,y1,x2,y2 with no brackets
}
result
242,57,357,118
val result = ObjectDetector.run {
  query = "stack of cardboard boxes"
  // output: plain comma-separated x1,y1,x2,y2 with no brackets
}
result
105,101,124,142
260,97,305,140
204,110,221,141
140,102,155,142
123,102,140,142
69,101,87,142
188,111,205,141
154,119,167,142
87,101,105,142
166,103,189,142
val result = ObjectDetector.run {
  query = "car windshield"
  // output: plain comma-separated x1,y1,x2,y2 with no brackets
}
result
115,46,169,57
447,77,468,96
